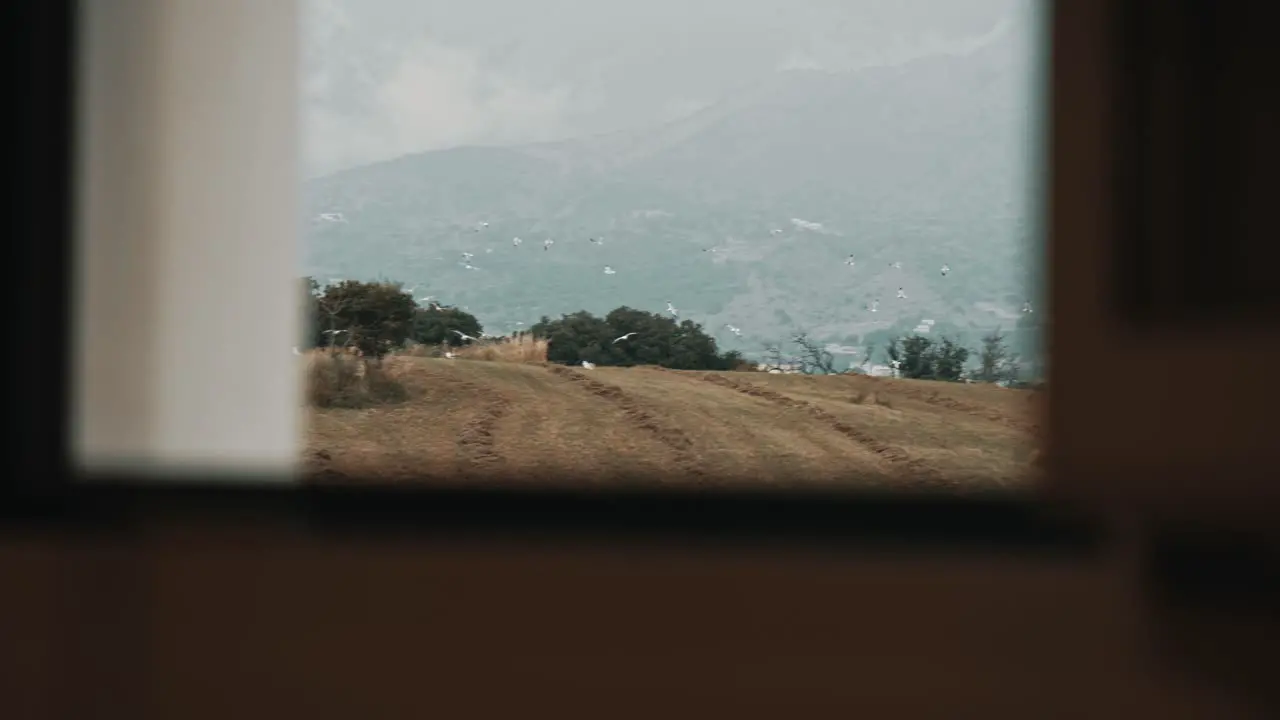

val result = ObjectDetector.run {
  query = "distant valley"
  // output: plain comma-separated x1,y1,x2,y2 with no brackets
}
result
303,23,1044,367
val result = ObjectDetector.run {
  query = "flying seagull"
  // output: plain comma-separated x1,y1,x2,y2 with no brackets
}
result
589,237,603,245
543,239,554,251
444,351,456,359
1022,301,1034,314
317,212,346,223
581,360,596,369
897,287,907,299
940,264,950,276
603,266,616,275
869,299,880,313
462,262,478,270
512,236,523,246
844,255,856,267
461,252,474,260
613,332,638,344
666,302,679,317
725,324,742,336
452,330,477,342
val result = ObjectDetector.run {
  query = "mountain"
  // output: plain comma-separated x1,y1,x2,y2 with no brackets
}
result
303,26,1042,362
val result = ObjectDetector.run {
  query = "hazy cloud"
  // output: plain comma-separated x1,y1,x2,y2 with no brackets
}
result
305,40,578,174
301,0,1025,176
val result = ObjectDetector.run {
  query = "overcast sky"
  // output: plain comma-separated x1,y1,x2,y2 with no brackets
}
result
301,0,1030,176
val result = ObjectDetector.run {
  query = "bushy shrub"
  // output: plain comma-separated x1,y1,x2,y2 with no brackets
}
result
304,350,408,408
531,306,741,370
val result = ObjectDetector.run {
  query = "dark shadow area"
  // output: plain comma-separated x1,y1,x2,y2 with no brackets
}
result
5,478,1099,557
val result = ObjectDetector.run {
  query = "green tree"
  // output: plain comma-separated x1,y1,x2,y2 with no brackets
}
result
540,311,615,366
534,306,740,370
976,328,1021,383
885,334,971,382
886,335,935,379
412,304,484,347
931,337,970,382
314,280,417,361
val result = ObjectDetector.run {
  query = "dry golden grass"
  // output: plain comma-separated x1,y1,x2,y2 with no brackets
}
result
397,343,435,358
303,357,1043,490
739,373,1038,487
392,335,548,363
452,334,548,363
303,350,408,409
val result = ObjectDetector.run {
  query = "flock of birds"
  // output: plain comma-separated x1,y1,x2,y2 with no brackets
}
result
312,213,1036,367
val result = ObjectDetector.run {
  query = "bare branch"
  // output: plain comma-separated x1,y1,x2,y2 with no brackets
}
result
790,332,838,375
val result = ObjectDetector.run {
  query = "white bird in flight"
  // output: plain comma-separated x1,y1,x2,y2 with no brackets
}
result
581,360,596,369
770,228,782,235
666,302,678,317
725,324,742,336
603,266,616,275
512,237,523,246
891,261,902,270
613,332,638,344
444,351,456,359
292,346,301,355
485,248,493,254
869,299,880,312
543,239,554,250
462,262,478,270
844,255,856,267
452,330,477,342
318,212,346,223
897,287,907,299
473,221,489,232
589,237,603,245
1022,301,1034,314
940,264,950,276
461,252,474,260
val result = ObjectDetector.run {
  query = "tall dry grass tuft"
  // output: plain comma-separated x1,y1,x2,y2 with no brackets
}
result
304,349,409,408
453,334,548,363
